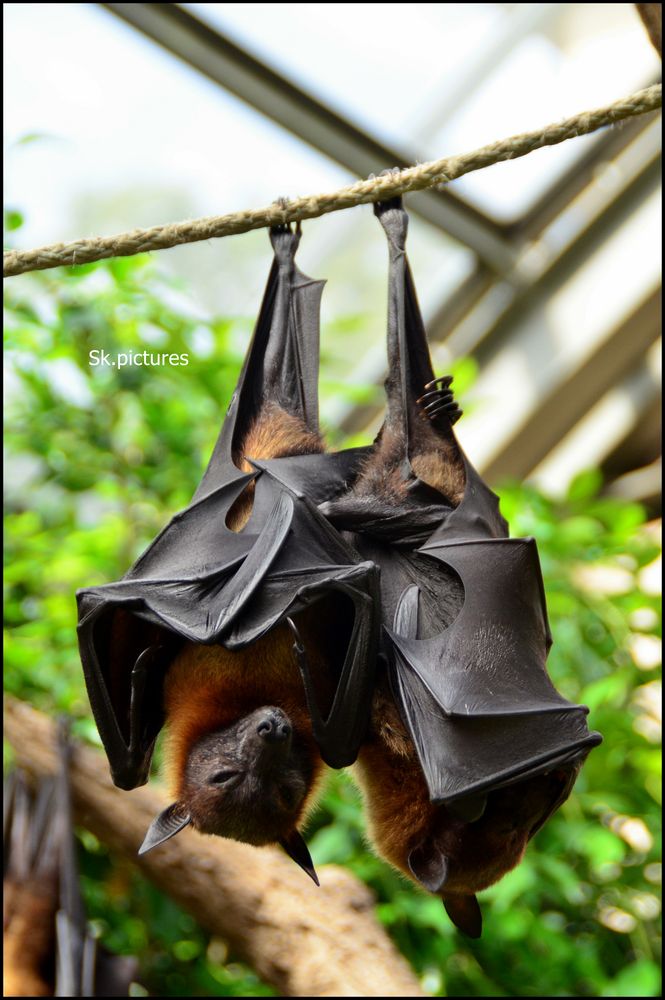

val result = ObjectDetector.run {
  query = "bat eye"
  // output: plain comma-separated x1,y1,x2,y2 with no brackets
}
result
208,770,239,786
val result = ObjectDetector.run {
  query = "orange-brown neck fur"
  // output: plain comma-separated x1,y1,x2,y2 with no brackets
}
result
237,400,325,471
351,421,466,508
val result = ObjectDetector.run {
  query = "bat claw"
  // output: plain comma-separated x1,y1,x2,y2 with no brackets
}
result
418,388,455,406
271,197,301,235
424,375,454,391
418,376,462,426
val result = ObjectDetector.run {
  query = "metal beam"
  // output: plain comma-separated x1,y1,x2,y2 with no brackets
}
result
481,290,661,483
444,127,662,364
529,348,661,499
102,2,518,274
508,90,662,242
605,456,661,514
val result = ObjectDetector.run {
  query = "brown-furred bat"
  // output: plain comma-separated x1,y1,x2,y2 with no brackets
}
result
76,201,600,935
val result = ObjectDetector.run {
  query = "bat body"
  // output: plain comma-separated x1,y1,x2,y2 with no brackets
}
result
77,205,600,933
79,226,379,878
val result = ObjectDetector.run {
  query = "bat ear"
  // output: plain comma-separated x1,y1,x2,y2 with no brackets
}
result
408,840,450,893
279,829,320,886
138,802,192,856
442,894,482,939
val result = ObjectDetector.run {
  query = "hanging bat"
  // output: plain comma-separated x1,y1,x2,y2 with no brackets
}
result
77,223,380,882
321,197,602,936
76,203,600,932
3,721,138,996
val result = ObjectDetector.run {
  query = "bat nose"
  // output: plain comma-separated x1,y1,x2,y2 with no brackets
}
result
256,709,292,743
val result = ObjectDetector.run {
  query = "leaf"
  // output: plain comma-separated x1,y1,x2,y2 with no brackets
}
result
600,960,661,997
4,209,24,231
567,468,603,503
15,131,62,146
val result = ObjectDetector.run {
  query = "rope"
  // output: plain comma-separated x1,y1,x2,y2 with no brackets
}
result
3,84,661,279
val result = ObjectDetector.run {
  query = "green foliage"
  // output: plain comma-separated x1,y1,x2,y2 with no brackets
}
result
78,831,273,997
4,249,661,997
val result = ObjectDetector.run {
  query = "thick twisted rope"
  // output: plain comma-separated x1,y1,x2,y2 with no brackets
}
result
4,84,661,278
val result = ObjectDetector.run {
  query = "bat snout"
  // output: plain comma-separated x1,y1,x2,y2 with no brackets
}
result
255,708,292,744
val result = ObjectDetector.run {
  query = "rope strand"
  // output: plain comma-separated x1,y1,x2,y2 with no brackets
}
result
3,84,661,279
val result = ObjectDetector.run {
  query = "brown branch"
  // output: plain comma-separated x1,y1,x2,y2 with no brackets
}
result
636,4,663,57
3,697,427,998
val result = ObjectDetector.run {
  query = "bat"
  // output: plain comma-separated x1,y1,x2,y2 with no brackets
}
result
77,223,380,881
3,720,138,996
76,203,601,931
322,196,602,936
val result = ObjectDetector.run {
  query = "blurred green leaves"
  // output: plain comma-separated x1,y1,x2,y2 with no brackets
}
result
4,250,661,997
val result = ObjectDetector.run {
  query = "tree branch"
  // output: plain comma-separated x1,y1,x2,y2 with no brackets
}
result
4,697,426,998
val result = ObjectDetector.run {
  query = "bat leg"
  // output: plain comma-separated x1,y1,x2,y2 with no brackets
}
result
231,222,325,452
373,196,464,493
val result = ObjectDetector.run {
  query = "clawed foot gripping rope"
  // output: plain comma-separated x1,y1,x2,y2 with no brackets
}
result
3,84,661,278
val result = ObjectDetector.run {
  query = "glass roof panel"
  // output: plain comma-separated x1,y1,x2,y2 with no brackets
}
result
185,3,506,149
185,3,661,222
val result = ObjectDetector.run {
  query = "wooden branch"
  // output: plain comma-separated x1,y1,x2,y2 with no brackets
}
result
4,697,426,998
636,4,662,57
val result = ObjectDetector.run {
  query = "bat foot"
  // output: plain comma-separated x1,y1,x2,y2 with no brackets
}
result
271,197,301,236
417,376,463,427
372,167,403,214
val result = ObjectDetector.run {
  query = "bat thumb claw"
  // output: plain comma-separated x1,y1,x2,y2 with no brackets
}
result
138,802,191,856
280,829,320,886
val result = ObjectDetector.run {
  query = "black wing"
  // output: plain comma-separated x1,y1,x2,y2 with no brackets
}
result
370,197,601,812
77,225,378,789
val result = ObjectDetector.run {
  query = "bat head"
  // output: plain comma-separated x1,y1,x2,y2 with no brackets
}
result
139,706,319,883
407,767,579,937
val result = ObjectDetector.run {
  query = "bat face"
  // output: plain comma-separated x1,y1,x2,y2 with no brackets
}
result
409,767,577,898
356,660,588,936
181,706,314,846
140,701,322,884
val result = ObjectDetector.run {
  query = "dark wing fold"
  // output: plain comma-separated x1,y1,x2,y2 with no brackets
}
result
78,477,379,786
224,482,381,768
194,224,324,501
386,541,601,805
